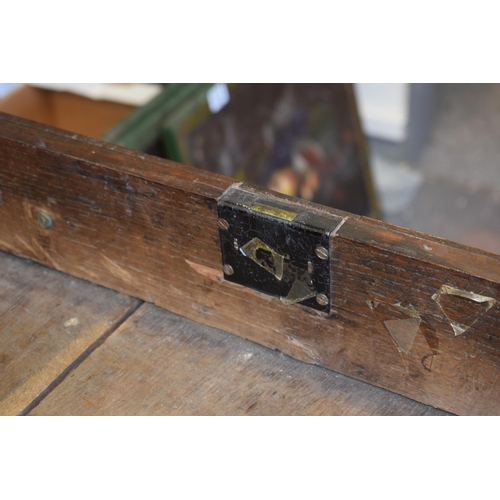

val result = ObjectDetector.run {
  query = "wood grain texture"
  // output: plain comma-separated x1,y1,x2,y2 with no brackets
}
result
1,112,499,414
29,303,449,416
0,251,139,415
328,218,500,414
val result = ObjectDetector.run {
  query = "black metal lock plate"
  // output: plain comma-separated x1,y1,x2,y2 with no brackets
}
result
217,185,341,312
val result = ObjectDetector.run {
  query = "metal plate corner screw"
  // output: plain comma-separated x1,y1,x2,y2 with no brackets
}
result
223,264,234,275
316,294,328,306
37,211,53,229
218,219,229,230
315,246,328,260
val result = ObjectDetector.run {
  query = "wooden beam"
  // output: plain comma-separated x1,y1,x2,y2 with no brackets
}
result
1,112,499,415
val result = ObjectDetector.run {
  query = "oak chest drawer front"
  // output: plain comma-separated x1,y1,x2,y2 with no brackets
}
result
1,111,499,415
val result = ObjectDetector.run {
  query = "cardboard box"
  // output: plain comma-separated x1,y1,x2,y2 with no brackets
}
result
0,85,135,138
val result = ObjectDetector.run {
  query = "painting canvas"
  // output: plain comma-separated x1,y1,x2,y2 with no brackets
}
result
162,83,378,216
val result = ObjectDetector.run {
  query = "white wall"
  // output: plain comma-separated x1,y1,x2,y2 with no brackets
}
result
354,83,410,143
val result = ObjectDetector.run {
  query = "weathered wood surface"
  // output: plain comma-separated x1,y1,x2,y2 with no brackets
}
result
330,218,500,414
29,302,448,416
0,250,447,415
1,112,499,414
0,251,139,416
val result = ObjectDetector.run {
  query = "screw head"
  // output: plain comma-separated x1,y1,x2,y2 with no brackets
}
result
218,219,229,230
315,246,328,260
223,264,234,276
37,211,53,229
316,293,328,306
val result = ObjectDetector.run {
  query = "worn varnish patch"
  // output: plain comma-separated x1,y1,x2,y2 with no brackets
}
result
367,300,423,354
432,285,497,336
383,318,421,354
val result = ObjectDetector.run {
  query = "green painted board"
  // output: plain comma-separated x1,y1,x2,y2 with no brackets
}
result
101,83,206,154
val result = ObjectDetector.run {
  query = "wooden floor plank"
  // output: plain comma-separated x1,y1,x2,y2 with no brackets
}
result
30,303,450,416
0,251,140,415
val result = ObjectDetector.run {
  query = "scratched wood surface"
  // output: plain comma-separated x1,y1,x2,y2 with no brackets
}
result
0,112,499,414
0,251,139,416
29,303,448,416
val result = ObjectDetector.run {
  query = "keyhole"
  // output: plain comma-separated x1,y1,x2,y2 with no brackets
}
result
256,248,275,273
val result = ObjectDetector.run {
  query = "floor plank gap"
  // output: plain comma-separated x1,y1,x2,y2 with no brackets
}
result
20,300,144,416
